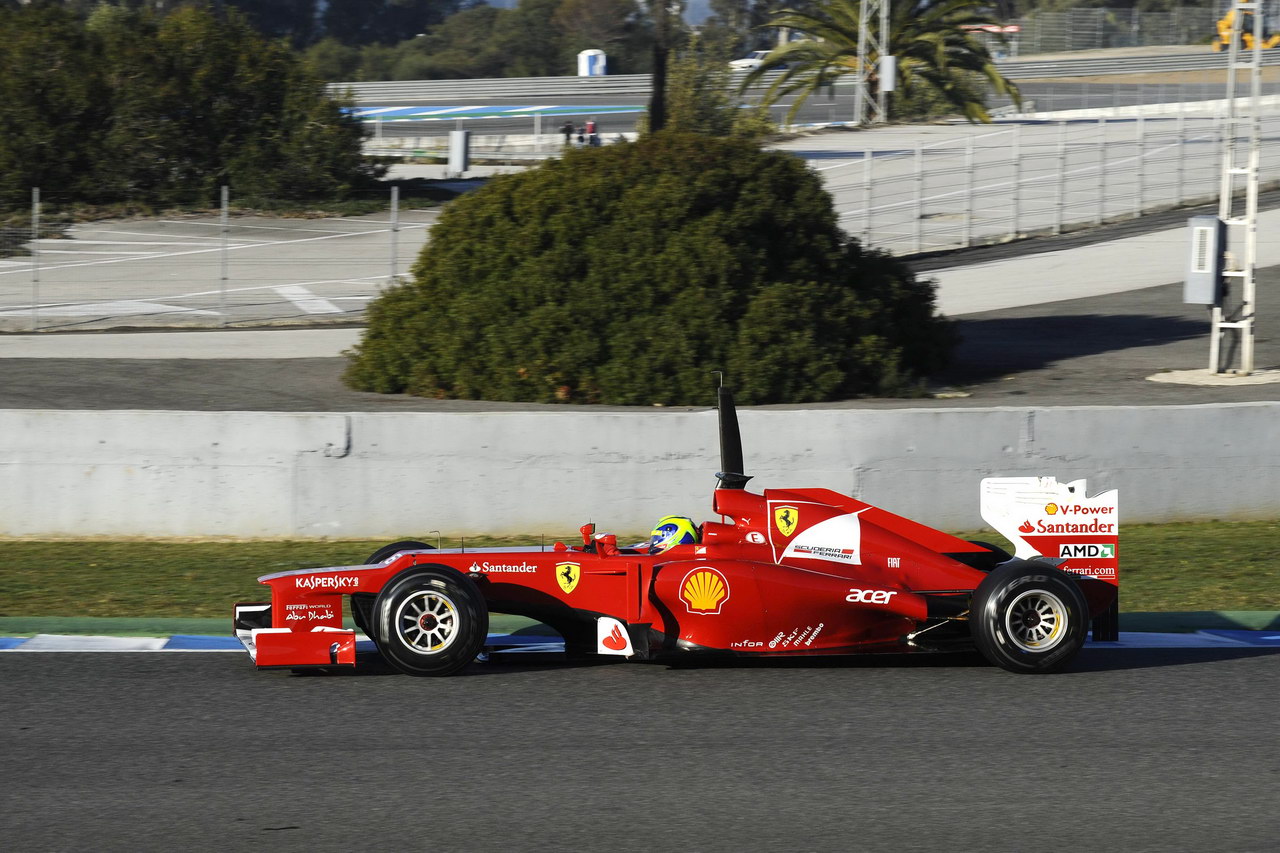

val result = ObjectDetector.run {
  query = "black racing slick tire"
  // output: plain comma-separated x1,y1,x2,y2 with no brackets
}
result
371,565,488,677
354,540,434,641
971,560,1088,674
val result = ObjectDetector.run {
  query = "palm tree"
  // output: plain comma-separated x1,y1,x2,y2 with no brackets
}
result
742,0,1020,124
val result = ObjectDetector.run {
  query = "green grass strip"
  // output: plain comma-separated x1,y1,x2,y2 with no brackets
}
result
1,521,1277,621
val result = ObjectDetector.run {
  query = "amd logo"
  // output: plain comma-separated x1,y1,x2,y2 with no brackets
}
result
1059,543,1115,559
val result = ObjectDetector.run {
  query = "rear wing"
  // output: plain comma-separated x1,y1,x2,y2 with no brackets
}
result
980,477,1119,641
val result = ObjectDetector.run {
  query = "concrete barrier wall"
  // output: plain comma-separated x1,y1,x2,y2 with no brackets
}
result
2,403,1277,538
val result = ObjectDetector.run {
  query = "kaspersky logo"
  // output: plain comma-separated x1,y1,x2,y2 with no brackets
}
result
681,567,730,615
1059,543,1116,559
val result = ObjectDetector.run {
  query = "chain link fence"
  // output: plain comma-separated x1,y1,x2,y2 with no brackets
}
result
0,187,437,333
968,4,1279,57
826,111,1280,256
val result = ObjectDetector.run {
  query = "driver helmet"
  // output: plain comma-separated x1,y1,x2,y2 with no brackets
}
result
649,515,700,554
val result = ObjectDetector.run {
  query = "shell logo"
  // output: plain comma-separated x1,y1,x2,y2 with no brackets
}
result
1045,503,1059,515
680,567,730,615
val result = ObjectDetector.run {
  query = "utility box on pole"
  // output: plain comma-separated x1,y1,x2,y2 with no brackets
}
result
1184,215,1225,305
448,130,470,179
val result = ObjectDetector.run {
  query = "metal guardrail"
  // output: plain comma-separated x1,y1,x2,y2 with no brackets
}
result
998,50,1280,79
330,52,1280,103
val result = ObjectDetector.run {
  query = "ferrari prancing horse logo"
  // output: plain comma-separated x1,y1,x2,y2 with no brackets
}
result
774,505,798,538
556,562,581,594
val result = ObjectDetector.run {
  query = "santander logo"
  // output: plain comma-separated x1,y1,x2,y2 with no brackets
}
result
603,624,628,651
1018,520,1035,534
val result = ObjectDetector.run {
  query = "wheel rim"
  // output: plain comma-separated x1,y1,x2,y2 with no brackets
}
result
1004,589,1068,652
393,590,460,654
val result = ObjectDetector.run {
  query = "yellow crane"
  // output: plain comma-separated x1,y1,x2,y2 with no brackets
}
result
1212,9,1280,51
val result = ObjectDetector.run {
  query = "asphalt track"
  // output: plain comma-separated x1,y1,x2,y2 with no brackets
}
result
2,647,1278,852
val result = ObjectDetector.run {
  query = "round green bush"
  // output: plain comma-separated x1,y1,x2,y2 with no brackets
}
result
344,132,954,405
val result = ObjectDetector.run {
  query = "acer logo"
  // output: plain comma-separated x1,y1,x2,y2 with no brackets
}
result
845,588,898,605
295,575,358,590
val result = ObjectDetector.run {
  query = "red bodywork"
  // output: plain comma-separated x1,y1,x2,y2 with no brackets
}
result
236,484,1117,669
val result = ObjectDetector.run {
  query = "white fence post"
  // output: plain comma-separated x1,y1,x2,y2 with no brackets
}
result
219,185,229,328
30,187,39,332
1055,122,1067,236
862,148,873,245
1134,115,1144,218
963,135,975,247
1096,117,1107,225
1011,124,1022,240
913,144,924,254
1176,113,1186,203
390,184,400,286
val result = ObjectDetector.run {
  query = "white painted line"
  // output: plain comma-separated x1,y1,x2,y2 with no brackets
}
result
37,239,253,248
0,327,361,359
273,285,344,314
14,634,167,651
0,227,410,278
0,300,219,318
79,228,279,244
157,219,355,235
1,631,1268,653
407,106,485,116
31,250,165,256
507,105,558,113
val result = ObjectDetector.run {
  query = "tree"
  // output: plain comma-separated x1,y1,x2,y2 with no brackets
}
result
645,0,686,133
0,4,111,207
663,34,774,139
744,0,1020,123
91,6,377,200
343,132,953,405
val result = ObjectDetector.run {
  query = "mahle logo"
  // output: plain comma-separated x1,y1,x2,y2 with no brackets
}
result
1059,543,1115,559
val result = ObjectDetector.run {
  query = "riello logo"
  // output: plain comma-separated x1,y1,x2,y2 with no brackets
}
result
295,575,359,590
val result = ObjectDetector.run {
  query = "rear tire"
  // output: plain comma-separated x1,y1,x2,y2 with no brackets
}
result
372,565,488,677
355,540,433,641
971,560,1088,674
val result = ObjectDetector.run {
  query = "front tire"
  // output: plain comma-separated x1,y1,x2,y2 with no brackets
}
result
372,565,488,677
354,540,433,641
971,560,1088,674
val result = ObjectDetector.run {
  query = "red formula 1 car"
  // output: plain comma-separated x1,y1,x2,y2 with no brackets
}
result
234,389,1119,676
